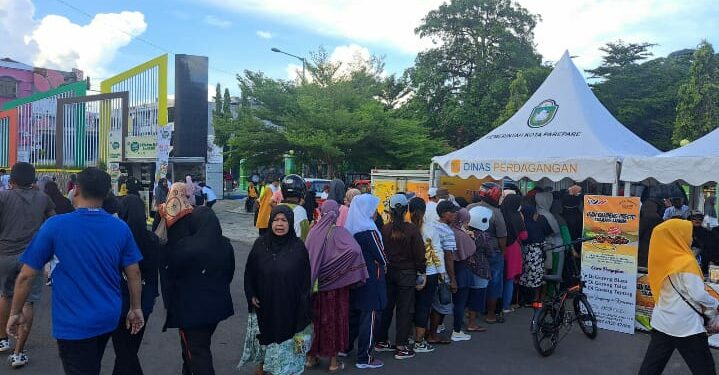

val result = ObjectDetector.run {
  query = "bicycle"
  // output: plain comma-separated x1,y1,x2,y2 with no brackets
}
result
530,237,598,356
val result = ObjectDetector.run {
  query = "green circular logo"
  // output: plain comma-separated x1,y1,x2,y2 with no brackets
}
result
111,142,120,150
130,142,140,152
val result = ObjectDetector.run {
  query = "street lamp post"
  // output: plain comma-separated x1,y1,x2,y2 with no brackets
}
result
271,47,306,82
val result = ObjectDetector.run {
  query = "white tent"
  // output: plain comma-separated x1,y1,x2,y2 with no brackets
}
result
621,127,719,185
432,51,659,185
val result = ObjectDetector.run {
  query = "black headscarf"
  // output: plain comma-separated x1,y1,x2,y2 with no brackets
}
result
303,189,317,223
501,194,525,245
103,193,119,215
118,194,160,316
328,179,346,203
44,181,74,214
245,204,311,345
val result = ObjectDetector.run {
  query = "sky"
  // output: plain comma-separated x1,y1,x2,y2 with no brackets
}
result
2,0,719,99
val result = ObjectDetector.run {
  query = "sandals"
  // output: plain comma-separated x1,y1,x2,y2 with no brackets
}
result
466,326,487,332
328,361,345,374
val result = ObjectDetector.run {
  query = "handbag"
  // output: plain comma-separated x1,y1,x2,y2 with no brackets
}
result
437,275,452,305
668,276,711,326
154,217,168,246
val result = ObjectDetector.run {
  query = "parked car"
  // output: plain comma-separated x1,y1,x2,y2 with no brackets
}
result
304,178,332,199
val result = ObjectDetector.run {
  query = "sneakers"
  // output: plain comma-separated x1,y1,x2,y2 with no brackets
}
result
393,347,416,360
451,330,472,342
355,358,384,369
502,308,515,314
0,339,10,353
373,342,396,352
436,324,446,334
413,340,435,353
8,352,28,368
337,350,350,357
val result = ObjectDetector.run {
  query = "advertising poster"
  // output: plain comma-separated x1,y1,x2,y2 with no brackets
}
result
406,181,429,202
108,130,122,163
581,195,640,334
439,175,497,202
372,180,396,214
635,274,719,331
125,136,157,159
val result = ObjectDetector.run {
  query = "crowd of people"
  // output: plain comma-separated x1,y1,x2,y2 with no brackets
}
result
3,162,719,374
0,162,234,374
243,174,591,374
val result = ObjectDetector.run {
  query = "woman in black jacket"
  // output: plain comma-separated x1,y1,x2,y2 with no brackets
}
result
114,194,160,375
160,183,235,375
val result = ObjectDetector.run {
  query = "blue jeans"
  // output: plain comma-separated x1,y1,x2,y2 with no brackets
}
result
486,251,504,299
502,279,514,310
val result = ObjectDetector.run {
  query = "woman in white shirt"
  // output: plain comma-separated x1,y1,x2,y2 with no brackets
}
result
639,219,719,375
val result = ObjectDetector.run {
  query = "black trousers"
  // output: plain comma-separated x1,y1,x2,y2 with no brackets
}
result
111,316,148,375
348,309,381,365
378,268,416,346
638,330,716,375
57,332,112,375
179,324,218,375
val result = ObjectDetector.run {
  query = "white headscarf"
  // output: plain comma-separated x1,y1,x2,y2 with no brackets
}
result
535,192,560,234
344,194,381,239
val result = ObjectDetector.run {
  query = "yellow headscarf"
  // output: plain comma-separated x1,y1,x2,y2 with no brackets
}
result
255,185,274,230
648,219,702,302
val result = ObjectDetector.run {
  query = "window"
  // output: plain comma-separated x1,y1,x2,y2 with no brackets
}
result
0,77,17,98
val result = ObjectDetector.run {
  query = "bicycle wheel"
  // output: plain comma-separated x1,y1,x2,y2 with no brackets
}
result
531,305,560,356
573,295,598,339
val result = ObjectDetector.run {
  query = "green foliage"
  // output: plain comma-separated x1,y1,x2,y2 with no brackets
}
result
586,40,657,79
406,0,542,148
214,83,222,114
591,42,692,151
493,66,551,126
673,41,719,145
217,50,448,176
222,88,231,115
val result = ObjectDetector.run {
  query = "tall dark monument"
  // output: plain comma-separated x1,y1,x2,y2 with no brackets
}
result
174,54,208,158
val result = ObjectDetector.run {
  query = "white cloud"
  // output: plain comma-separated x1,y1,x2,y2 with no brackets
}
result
201,0,718,71
204,15,232,28
284,43,376,81
256,30,272,39
0,0,39,63
0,0,147,79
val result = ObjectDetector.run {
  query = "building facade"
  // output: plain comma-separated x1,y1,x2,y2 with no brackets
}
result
0,58,84,109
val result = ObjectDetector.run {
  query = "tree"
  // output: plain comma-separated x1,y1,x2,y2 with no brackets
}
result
493,66,551,126
223,88,231,115
591,45,692,150
673,41,719,144
407,0,542,148
213,83,222,114
586,40,656,79
216,49,448,176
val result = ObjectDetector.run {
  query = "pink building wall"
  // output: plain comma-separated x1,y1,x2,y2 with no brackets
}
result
0,58,83,108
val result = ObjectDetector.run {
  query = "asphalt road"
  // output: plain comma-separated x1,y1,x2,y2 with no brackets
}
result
10,200,715,374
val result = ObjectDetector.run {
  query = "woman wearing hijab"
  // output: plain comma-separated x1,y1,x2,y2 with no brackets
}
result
344,194,387,369
337,188,361,227
302,186,318,224
519,204,553,305
305,200,368,372
43,181,74,214
241,205,312,375
639,200,663,268
638,219,719,375
328,179,346,204
255,179,276,236
160,183,235,374
185,176,197,206
113,194,160,375
67,173,77,193
246,181,258,213
562,186,584,252
500,194,527,314
535,192,563,274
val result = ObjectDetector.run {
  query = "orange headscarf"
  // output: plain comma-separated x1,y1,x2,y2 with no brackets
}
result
159,182,194,228
255,185,274,230
647,219,703,302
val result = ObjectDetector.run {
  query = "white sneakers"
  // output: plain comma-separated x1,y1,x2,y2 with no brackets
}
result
451,330,472,342
8,352,28,368
0,338,10,353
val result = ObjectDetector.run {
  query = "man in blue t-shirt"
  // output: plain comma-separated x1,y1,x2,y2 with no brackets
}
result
6,167,144,375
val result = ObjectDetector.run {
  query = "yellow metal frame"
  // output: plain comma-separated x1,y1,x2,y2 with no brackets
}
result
99,54,168,163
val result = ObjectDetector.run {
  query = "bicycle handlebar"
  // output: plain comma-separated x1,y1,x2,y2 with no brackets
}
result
543,237,596,252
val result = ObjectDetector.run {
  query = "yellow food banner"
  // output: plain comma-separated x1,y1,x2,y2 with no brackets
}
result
406,181,429,202
581,195,640,334
372,180,396,214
